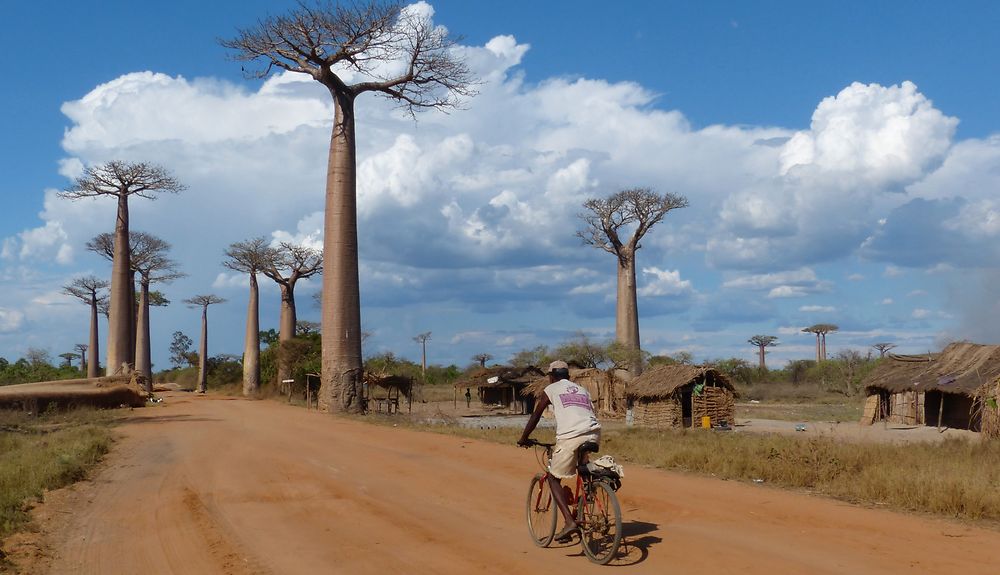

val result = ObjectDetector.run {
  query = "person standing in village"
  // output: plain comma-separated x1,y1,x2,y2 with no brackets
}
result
465,387,472,408
518,360,601,542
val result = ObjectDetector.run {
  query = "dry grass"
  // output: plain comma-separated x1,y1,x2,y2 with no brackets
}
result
736,402,863,422
374,413,1000,524
0,408,115,540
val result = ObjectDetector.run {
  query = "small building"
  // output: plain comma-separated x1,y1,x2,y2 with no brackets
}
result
521,368,626,417
625,365,736,428
860,342,1000,433
453,366,545,414
363,372,414,414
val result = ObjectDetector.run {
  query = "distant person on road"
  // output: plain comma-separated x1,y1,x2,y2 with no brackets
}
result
465,387,472,408
518,360,601,543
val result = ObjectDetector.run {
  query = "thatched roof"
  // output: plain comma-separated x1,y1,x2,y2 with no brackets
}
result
453,366,545,389
521,368,610,398
862,342,1000,395
364,373,414,395
626,365,734,400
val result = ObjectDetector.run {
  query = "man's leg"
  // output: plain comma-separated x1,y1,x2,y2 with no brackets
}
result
545,474,578,539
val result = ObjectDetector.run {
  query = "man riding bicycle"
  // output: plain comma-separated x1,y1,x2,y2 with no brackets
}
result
518,360,601,542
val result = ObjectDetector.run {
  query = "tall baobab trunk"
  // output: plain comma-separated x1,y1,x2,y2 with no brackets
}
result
107,194,132,374
320,92,364,413
129,271,138,368
88,294,100,378
758,345,766,370
197,305,208,393
615,251,642,376
814,332,822,362
821,332,827,361
277,284,297,386
243,273,260,396
135,278,153,391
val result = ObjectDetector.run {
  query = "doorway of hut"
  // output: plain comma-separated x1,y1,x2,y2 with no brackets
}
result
924,390,980,431
680,388,693,427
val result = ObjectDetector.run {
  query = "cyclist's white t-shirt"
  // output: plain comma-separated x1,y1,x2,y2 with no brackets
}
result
544,379,601,440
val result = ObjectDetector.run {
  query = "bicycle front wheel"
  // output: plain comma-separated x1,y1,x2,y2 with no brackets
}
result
577,480,622,564
526,473,557,547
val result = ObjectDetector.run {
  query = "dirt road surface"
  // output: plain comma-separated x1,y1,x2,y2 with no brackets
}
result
21,393,1000,574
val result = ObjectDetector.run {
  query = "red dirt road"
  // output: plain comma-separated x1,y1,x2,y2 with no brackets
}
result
29,394,1000,574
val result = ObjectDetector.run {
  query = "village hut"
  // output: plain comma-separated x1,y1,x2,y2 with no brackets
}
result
625,365,736,428
453,366,544,414
521,368,627,417
860,342,1000,433
979,377,1000,439
363,372,414,414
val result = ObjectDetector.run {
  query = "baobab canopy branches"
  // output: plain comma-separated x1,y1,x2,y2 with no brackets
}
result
222,0,476,414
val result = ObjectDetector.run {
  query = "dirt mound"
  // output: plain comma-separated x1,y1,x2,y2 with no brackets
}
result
0,374,147,411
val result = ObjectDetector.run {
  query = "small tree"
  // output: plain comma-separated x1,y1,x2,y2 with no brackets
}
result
471,353,493,368
413,332,431,379
63,275,109,378
578,187,688,376
169,331,194,369
183,296,227,393
224,237,273,396
748,335,778,370
872,342,896,358
554,332,610,369
223,0,476,413
62,162,184,374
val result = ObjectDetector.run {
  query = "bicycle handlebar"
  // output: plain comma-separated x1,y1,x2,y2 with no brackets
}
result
519,439,555,448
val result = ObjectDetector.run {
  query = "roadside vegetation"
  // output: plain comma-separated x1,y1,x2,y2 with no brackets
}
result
384,416,1000,524
0,408,115,540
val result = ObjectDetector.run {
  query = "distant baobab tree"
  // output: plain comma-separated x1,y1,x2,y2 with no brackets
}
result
802,324,838,361
134,235,184,389
261,242,322,386
748,335,778,370
223,0,476,413
578,187,688,376
472,353,493,368
414,332,431,379
74,343,89,372
872,342,897,358
63,275,109,378
62,161,184,374
184,295,226,393
224,237,273,396
59,352,77,368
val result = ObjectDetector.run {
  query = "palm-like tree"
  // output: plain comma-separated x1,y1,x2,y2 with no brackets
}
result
578,187,688,376
224,237,273,396
62,162,184,374
748,335,778,370
183,295,227,393
222,1,475,413
63,276,109,378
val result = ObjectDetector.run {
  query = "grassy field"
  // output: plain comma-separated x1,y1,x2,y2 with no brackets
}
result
373,412,1000,525
0,408,115,541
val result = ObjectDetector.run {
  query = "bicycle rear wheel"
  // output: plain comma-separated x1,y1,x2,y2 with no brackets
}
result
577,479,622,564
526,473,557,547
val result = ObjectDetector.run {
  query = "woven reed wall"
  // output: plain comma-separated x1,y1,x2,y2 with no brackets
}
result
692,386,735,426
633,394,683,428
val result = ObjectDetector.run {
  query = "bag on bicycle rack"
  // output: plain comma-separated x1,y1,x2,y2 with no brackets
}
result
585,454,624,491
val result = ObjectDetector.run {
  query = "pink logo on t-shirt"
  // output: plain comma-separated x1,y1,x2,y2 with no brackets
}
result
559,386,593,411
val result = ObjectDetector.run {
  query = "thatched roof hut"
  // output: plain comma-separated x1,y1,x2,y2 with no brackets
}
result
626,365,735,428
860,342,1000,433
453,366,544,414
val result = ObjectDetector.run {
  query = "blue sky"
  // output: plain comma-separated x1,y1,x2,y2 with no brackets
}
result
3,1,1000,371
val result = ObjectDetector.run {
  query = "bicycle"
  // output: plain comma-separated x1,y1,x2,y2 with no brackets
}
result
522,439,623,565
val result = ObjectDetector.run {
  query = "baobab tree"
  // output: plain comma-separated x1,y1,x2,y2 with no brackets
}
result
872,342,896,358
89,231,183,387
413,332,431,379
578,187,688,376
223,237,273,396
223,1,475,413
748,335,778,370
261,242,322,385
62,161,184,374
63,275,109,378
802,323,838,361
184,295,226,393
74,343,89,372
472,353,493,368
